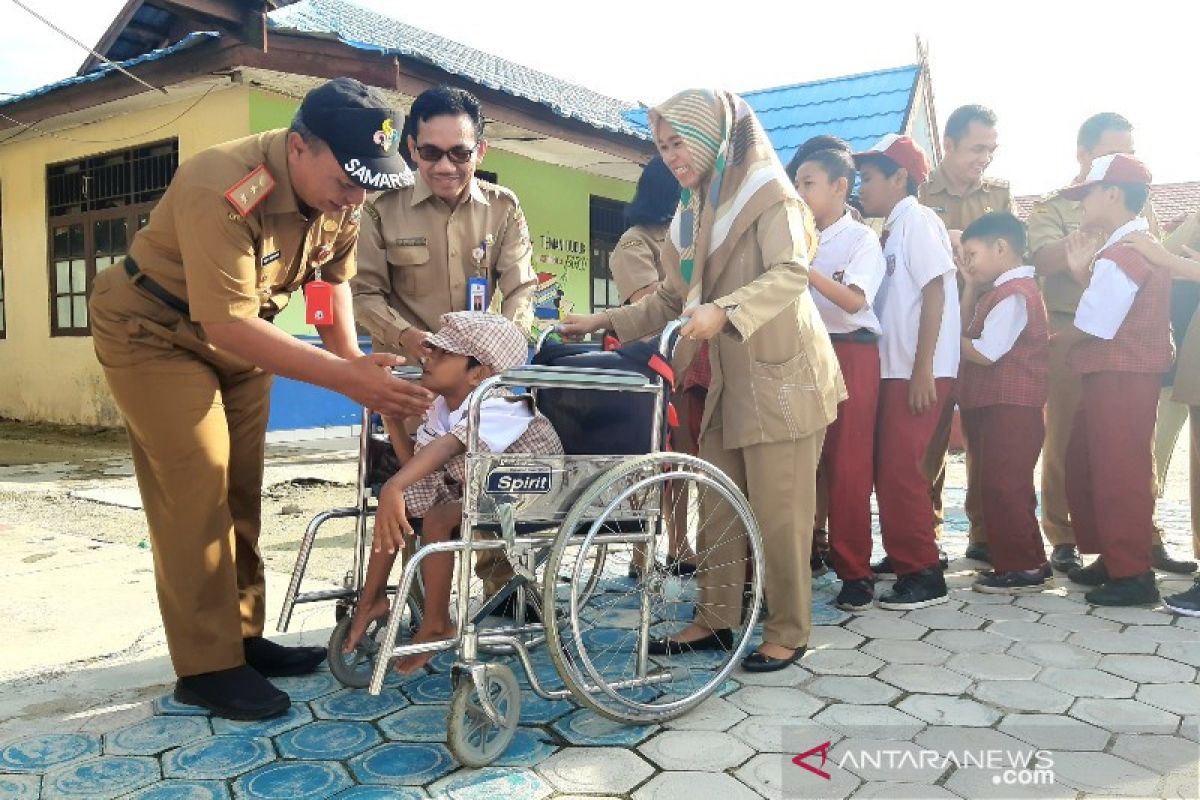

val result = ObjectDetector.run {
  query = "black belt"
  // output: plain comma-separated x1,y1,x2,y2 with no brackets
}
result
125,256,190,315
829,328,879,344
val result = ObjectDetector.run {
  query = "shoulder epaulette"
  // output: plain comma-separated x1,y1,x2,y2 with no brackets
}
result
363,200,381,224
224,164,275,216
983,176,1011,189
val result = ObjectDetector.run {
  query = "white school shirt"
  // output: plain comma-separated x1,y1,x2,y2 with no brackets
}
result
972,266,1035,362
1074,217,1150,340
810,211,885,335
419,390,534,452
874,196,961,379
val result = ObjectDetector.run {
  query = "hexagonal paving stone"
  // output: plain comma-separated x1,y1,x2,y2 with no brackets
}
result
153,695,211,717
902,607,983,630
348,743,454,786
1013,593,1085,613
1136,682,1200,715
162,737,275,780
1160,641,1200,668
537,747,653,794
727,715,843,753
211,704,313,738
1122,624,1200,644
0,775,40,800
1036,612,1122,634
1036,667,1136,698
377,705,448,743
813,704,925,740
860,639,951,666
329,786,426,799
960,603,1040,623
951,587,1014,605
1007,640,1102,669
914,725,1031,758
268,672,342,703
633,771,759,800
274,720,381,760
232,761,352,800
801,649,884,676
1070,698,1180,734
897,695,1000,727
638,730,753,771
124,781,232,799
845,616,928,641
944,766,1076,800
1111,733,1200,777
42,756,159,800
1090,605,1172,626
0,733,101,773
829,738,948,783
947,652,1040,681
986,620,1069,642
806,676,901,705
310,688,410,720
551,709,657,746
430,767,553,800
1048,751,1162,796
997,713,1112,751
103,717,211,757
852,782,959,799
922,629,1011,654
734,663,811,687
659,695,746,731
401,674,455,705
971,681,1072,713
487,729,558,768
1066,630,1158,655
1098,654,1197,684
877,664,971,695
737,752,861,800
808,625,866,649
515,693,574,725
726,686,825,718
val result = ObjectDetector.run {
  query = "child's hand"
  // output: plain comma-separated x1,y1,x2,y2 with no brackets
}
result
1064,229,1102,285
908,368,938,415
680,303,728,340
375,479,413,554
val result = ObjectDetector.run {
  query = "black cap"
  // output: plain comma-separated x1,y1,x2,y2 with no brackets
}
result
298,78,413,191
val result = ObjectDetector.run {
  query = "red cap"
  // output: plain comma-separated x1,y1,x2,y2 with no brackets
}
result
852,134,931,185
1059,153,1153,201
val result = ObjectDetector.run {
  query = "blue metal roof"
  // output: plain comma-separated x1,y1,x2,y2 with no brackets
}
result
0,31,221,109
623,65,921,165
268,0,649,139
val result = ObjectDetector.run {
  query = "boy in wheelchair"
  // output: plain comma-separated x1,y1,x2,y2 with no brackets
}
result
344,312,563,672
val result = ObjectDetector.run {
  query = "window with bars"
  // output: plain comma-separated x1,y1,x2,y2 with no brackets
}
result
47,141,177,336
589,195,628,312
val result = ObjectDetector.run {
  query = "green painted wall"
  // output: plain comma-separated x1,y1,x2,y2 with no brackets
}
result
246,90,635,337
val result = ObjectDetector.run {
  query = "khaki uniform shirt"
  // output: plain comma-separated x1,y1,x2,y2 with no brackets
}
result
606,198,845,450
124,129,358,323
1167,213,1200,404
918,166,1015,232
610,223,667,304
1027,185,1161,315
351,174,536,352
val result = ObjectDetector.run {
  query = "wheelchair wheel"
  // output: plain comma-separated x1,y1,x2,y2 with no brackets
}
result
446,663,521,768
543,452,763,724
327,595,422,688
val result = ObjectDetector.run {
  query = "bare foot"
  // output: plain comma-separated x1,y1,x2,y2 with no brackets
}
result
343,596,391,654
394,622,456,674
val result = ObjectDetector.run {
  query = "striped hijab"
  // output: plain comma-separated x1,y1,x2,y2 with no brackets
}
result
649,89,814,311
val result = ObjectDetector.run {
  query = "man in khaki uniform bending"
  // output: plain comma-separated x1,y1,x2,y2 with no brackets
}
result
1028,111,1193,578
916,105,1015,567
352,86,537,605
90,79,433,720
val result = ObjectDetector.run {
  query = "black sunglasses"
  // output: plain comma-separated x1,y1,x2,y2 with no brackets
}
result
415,144,477,164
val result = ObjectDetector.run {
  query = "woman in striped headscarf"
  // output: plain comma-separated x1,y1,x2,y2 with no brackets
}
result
563,89,845,672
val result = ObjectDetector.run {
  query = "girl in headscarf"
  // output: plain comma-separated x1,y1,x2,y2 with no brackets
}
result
563,89,845,672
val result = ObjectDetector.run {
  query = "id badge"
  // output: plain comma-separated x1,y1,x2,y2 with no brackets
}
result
304,279,334,326
467,276,489,312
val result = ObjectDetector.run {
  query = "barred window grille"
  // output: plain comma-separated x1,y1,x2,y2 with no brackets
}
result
589,196,627,312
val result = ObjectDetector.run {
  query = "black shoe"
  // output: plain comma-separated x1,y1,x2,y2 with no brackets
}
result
1152,544,1199,575
1163,578,1200,617
666,555,698,577
1040,561,1053,580
492,592,543,624
964,543,991,563
973,569,1048,595
1051,544,1083,573
872,551,949,575
1084,572,1160,606
647,628,734,656
243,636,326,678
877,568,948,610
834,578,875,612
174,665,290,721
742,645,806,673
1068,558,1109,587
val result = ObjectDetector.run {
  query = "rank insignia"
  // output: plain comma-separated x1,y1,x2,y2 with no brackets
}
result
224,165,276,217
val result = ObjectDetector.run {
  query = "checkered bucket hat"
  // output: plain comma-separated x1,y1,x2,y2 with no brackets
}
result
424,311,528,372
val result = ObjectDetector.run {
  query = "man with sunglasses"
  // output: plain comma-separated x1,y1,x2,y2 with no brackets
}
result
352,86,537,609
352,86,536,363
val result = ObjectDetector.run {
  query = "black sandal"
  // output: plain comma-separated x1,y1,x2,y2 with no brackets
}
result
741,645,806,673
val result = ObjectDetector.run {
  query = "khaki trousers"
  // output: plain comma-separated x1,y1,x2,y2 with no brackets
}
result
1041,312,1081,546
694,425,823,650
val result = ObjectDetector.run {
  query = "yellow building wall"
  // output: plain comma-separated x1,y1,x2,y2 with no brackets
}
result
0,85,251,425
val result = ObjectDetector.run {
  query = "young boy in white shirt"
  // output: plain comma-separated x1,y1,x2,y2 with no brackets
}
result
794,147,886,611
853,134,960,609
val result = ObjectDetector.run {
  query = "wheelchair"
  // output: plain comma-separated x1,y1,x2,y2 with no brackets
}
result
278,321,765,767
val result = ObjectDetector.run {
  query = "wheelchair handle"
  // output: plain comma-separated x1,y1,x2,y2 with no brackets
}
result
535,318,683,360
534,324,561,355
